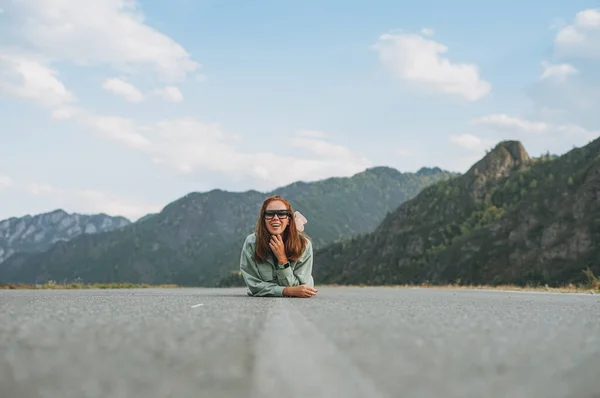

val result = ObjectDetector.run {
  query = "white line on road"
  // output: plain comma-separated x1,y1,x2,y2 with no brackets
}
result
190,303,204,308
252,299,389,398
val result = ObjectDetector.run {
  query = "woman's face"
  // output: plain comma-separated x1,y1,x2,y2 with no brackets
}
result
264,200,290,235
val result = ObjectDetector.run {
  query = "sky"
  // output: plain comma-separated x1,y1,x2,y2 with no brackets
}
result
0,0,599,221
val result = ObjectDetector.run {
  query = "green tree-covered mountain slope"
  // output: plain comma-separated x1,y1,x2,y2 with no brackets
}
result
0,166,456,286
314,139,600,287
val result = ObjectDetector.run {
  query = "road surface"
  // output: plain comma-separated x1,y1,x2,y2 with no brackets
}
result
1,286,599,398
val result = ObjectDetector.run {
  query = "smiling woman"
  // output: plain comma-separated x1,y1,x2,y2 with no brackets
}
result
239,195,317,298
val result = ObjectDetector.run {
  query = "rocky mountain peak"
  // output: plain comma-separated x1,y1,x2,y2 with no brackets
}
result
465,140,531,200
0,210,131,263
467,140,530,179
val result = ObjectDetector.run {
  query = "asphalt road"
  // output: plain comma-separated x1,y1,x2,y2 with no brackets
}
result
1,286,599,398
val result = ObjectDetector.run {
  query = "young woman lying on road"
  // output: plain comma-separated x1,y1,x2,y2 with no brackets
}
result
239,195,318,298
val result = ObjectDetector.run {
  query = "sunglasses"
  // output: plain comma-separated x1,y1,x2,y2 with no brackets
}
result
264,210,291,220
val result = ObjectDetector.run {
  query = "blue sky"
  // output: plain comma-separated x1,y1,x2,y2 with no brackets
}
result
0,0,599,220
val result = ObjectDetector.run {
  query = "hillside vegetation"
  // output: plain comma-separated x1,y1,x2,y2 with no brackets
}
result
0,166,455,286
314,139,600,288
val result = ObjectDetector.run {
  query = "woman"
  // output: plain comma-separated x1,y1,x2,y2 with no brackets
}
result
239,195,318,298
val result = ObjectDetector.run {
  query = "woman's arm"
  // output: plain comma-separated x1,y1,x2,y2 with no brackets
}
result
239,236,285,297
275,239,314,288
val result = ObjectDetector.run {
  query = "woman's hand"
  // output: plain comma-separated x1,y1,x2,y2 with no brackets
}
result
269,234,288,264
284,285,318,298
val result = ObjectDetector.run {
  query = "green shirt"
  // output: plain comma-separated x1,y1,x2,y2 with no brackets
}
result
239,232,314,297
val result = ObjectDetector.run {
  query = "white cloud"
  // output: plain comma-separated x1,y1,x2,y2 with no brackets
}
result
471,114,549,134
579,9,600,27
450,133,484,150
7,0,201,82
0,175,13,188
540,61,578,81
0,53,76,107
51,106,76,120
154,85,183,103
373,31,491,101
73,189,162,219
420,28,435,36
23,182,63,196
102,77,144,102
555,9,600,58
148,122,371,186
553,124,599,141
296,130,328,138
0,0,370,193
145,117,238,174
289,135,370,164
51,112,372,188
527,10,600,123
0,177,161,220
396,148,411,157
470,114,598,141
448,135,497,171
62,107,152,149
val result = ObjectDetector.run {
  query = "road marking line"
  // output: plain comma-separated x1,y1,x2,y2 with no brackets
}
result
252,299,389,398
190,303,204,308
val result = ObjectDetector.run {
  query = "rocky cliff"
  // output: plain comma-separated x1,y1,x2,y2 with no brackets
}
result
0,210,130,263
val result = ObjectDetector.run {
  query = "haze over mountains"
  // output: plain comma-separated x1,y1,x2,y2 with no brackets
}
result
0,166,456,286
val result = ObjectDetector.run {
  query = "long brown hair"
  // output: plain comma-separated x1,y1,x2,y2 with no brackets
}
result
254,195,308,262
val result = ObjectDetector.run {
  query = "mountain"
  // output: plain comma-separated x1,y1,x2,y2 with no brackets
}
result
314,139,600,288
272,166,456,248
0,166,457,286
0,210,130,264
